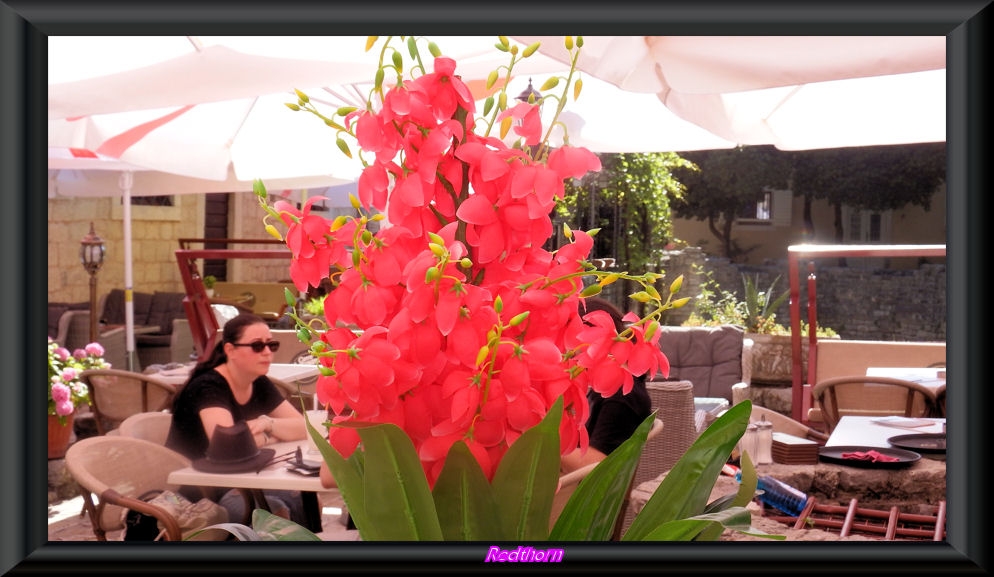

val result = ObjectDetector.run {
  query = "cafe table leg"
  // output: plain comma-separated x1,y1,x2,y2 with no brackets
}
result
301,491,323,533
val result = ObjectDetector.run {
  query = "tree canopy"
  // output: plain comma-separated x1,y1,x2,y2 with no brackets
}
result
670,143,946,258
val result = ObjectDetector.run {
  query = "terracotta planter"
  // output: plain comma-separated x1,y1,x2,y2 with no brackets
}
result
48,413,75,460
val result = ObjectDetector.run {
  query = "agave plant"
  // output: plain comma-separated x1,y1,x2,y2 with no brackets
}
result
741,274,791,334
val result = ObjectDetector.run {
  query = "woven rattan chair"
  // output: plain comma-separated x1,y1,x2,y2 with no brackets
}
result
613,380,697,537
811,375,940,434
118,411,173,445
79,369,177,435
64,436,193,540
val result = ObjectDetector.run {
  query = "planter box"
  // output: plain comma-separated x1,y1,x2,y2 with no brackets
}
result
744,333,811,386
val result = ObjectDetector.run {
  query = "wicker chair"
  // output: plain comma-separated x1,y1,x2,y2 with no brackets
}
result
614,380,697,537
118,411,173,445
811,375,940,434
79,369,178,435
65,436,194,540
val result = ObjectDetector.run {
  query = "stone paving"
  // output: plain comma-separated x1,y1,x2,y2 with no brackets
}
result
48,492,359,541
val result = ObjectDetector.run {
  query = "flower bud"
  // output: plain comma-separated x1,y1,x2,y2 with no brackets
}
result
265,224,283,241
285,102,301,111
365,36,378,51
294,89,310,104
522,42,541,58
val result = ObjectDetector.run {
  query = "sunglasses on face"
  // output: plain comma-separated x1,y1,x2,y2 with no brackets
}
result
231,340,281,353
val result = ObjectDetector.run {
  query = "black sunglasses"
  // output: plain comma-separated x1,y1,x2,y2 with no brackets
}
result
231,340,281,353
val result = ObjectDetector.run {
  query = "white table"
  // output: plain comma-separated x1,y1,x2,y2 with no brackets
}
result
825,415,945,448
153,362,320,388
167,440,336,532
866,366,946,395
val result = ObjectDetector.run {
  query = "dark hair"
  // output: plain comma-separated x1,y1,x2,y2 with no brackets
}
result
579,297,625,333
187,313,268,381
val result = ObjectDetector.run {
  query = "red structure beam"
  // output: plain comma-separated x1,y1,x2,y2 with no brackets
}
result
787,244,946,423
175,248,292,361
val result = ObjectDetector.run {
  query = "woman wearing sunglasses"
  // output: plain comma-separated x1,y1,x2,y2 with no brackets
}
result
166,312,308,524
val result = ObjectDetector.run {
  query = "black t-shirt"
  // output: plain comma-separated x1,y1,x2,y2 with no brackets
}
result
586,375,652,456
165,368,285,461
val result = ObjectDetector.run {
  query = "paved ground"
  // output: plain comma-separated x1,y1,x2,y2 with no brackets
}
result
48,492,360,541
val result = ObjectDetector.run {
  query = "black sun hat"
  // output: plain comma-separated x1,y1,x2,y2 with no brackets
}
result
193,421,275,474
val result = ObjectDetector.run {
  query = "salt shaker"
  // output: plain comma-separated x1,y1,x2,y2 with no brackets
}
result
755,414,774,465
739,423,759,463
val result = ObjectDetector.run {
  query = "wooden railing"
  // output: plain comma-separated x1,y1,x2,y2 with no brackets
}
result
175,248,291,361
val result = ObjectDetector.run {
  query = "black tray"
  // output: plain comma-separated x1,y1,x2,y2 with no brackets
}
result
818,445,921,468
888,433,946,454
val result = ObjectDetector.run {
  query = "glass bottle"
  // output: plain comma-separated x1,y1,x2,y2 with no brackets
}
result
755,414,774,464
739,423,758,464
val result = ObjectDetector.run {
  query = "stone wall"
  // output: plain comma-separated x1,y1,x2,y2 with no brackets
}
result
48,195,205,304
657,248,946,342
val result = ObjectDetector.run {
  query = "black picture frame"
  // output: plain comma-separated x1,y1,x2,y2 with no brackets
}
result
8,1,990,574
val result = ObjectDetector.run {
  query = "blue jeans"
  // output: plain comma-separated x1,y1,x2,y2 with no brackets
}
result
218,488,307,526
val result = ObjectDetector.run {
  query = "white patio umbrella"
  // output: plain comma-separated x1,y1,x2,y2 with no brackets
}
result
48,35,742,178
511,36,946,150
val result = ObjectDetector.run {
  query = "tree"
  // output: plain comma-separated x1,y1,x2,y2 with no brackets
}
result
559,152,691,306
791,142,946,242
669,143,946,260
670,146,792,260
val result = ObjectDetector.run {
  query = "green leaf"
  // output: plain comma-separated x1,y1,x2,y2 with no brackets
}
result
638,507,760,541
491,397,563,540
550,411,655,540
623,400,750,541
432,442,502,540
307,415,370,537
185,522,261,541
251,509,322,541
357,423,444,540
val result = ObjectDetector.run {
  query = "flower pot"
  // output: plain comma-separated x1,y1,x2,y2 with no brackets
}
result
744,333,809,385
48,413,75,460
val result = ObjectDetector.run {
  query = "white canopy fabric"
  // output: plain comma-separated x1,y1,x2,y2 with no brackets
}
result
48,35,743,181
511,36,946,150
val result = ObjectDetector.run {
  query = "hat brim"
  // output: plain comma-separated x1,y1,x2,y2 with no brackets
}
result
193,447,275,474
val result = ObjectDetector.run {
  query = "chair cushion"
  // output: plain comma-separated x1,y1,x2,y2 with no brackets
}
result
657,325,744,401
101,289,155,326
48,303,70,339
49,301,91,340
145,292,186,335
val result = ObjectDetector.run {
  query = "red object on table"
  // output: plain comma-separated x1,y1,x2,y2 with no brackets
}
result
840,449,900,462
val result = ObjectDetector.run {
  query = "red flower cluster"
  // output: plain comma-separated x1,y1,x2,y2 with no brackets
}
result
274,53,668,485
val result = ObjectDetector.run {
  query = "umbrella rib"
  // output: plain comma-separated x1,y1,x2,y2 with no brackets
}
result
229,96,260,148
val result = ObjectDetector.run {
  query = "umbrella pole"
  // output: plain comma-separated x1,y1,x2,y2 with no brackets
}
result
120,171,138,372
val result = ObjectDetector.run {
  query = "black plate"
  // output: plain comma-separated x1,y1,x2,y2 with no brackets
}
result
888,433,946,454
818,445,921,468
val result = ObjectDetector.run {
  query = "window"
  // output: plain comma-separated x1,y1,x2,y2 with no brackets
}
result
843,207,891,243
130,196,174,207
737,188,792,227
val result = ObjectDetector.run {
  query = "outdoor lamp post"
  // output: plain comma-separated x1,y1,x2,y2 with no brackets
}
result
514,78,542,105
79,222,106,343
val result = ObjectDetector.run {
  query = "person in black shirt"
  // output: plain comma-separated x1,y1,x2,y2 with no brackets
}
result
166,313,308,524
561,297,652,473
